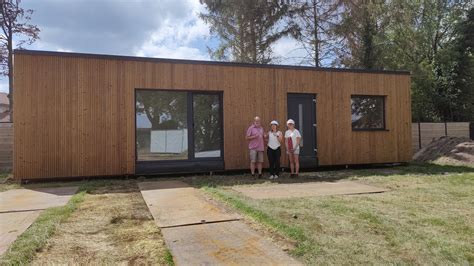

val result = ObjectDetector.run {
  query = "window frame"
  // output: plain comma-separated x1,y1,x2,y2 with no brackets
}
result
134,88,224,165
350,95,387,131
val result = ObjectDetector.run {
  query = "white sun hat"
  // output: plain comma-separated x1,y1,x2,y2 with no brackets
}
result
270,120,279,126
286,119,295,125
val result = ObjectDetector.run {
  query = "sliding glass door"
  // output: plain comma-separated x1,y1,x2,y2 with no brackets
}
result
135,89,223,173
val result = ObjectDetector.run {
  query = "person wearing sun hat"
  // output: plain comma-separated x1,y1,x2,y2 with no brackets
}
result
264,120,283,179
285,119,301,177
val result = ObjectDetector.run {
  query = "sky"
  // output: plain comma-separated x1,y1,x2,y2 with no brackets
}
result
0,0,305,93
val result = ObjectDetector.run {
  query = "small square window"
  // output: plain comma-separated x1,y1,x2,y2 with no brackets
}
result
351,95,385,130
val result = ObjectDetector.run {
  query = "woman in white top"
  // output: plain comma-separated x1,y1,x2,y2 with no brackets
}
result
285,119,301,177
264,120,283,179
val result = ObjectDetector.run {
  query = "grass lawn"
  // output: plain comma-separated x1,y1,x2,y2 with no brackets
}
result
0,163,472,265
194,163,474,265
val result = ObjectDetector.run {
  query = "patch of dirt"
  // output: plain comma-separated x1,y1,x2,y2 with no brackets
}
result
31,181,169,265
413,136,474,166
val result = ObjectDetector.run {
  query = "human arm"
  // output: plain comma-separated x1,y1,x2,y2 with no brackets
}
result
295,137,301,148
277,131,283,144
246,127,257,140
295,130,302,147
246,134,257,140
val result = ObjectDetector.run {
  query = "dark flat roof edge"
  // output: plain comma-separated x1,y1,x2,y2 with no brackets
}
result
14,49,411,75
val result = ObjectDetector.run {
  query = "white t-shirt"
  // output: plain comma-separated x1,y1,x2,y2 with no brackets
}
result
267,131,282,150
285,129,301,150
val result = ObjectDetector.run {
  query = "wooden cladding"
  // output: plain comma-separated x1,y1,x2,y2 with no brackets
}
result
13,51,412,179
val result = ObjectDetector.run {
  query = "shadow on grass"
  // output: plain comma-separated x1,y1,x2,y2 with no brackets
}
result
2,163,472,192
173,163,474,189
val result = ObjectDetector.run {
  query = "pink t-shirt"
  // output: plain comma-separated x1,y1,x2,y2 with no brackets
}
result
246,124,264,151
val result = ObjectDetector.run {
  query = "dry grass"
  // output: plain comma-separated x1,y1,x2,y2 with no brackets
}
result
31,181,170,265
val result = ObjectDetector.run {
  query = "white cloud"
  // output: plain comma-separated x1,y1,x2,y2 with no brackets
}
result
134,0,210,60
272,37,309,66
22,0,208,57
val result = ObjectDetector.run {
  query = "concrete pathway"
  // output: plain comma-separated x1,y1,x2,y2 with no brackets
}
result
139,181,300,266
0,187,78,255
233,181,388,199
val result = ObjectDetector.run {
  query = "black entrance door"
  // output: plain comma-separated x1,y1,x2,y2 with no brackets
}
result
287,93,318,167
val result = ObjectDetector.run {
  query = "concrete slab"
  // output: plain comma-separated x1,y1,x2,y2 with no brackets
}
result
138,181,240,227
0,186,78,255
162,220,301,266
233,181,388,199
0,186,79,212
0,211,41,255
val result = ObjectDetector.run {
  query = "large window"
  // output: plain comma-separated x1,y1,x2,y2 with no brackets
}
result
351,95,385,130
135,90,222,161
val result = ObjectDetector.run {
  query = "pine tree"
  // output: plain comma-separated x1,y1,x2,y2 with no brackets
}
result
199,0,299,64
332,0,389,69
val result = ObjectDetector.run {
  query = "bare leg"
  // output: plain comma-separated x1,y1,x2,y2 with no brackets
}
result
288,154,295,174
257,162,263,174
294,154,300,175
250,162,256,175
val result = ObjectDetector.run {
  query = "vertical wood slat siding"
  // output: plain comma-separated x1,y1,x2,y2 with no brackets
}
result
14,53,412,179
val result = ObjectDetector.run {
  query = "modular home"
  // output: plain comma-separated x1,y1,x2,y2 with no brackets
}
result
13,50,411,180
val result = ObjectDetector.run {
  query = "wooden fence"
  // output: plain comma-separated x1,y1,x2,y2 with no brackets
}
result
0,123,13,171
412,122,471,153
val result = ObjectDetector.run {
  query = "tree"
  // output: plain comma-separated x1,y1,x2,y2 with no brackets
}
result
433,6,474,122
450,7,474,121
292,0,342,67
0,0,39,122
332,0,389,69
199,0,299,64
384,0,472,121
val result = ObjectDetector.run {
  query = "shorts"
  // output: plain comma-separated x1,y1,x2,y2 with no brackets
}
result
249,150,264,162
287,146,300,155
